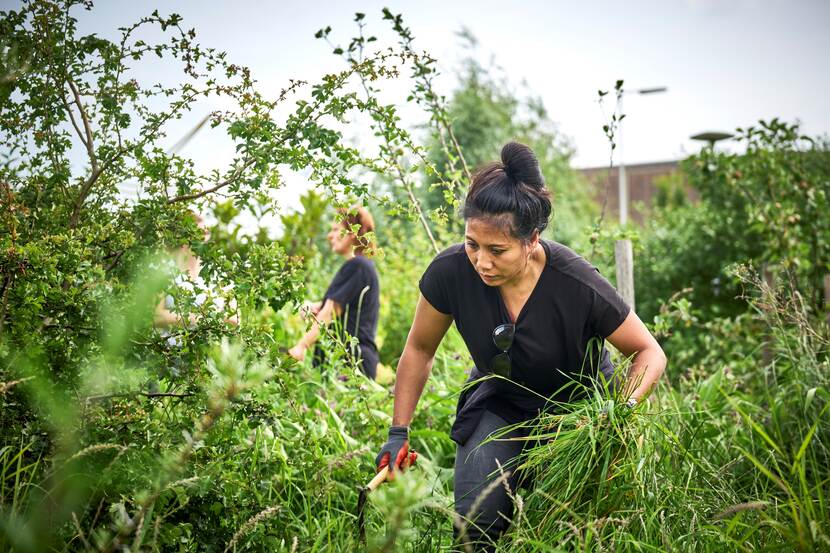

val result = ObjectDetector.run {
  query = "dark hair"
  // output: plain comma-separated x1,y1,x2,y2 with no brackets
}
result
463,142,552,241
337,205,376,256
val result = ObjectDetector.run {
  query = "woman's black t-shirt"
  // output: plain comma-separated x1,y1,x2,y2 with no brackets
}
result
418,240,630,444
316,255,380,379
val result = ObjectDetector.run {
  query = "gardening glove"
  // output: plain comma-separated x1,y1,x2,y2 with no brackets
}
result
375,426,417,473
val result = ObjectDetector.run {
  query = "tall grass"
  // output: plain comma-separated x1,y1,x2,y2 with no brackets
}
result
481,268,830,552
2,258,828,552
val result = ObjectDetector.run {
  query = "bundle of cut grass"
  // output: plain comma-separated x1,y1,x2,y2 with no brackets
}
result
520,392,642,517
490,384,650,551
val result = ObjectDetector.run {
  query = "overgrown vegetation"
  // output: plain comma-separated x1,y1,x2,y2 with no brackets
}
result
2,2,829,552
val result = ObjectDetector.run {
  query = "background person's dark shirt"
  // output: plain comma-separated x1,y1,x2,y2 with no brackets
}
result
418,240,630,444
315,255,380,379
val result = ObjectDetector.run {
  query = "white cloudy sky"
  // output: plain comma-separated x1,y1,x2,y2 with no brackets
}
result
6,0,829,213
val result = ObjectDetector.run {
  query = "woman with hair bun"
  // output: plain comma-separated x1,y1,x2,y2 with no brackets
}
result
288,205,380,380
374,142,666,550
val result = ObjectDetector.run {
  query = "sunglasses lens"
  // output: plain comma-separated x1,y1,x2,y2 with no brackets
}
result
492,324,515,351
490,352,511,378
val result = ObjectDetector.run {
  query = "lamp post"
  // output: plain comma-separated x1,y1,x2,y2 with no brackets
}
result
618,86,668,225
690,131,733,150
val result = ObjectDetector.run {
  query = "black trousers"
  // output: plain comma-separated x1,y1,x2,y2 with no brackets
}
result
454,410,529,552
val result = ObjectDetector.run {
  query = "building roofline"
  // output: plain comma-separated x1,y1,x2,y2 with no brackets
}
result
574,159,682,172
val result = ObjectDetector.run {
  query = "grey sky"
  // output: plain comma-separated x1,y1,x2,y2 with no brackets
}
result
5,0,829,211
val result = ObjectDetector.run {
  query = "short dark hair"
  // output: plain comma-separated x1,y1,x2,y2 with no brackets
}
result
463,142,552,241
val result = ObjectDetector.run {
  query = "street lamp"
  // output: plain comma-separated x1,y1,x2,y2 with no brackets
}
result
690,131,733,149
618,86,668,225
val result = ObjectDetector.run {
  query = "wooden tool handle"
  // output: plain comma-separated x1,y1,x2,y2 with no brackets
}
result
366,466,389,491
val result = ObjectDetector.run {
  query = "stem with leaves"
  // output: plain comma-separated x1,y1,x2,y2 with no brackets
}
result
382,8,471,200
589,79,625,260
319,14,446,253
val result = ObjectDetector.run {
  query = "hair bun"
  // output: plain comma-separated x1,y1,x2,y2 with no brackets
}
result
463,142,551,240
501,141,545,189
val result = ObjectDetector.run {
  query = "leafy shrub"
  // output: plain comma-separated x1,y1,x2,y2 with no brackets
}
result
2,2,830,552
635,119,830,323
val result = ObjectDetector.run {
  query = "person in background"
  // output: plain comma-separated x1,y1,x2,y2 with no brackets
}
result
154,213,238,334
374,142,667,551
288,206,380,381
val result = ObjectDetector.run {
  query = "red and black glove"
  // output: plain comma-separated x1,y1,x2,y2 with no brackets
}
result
375,426,417,473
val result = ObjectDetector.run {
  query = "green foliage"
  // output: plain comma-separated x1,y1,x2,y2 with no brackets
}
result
0,1,453,549
372,214,430,366
653,170,688,209
422,38,598,246
635,202,761,322
635,119,830,323
2,2,830,552
693,120,830,309
276,191,332,263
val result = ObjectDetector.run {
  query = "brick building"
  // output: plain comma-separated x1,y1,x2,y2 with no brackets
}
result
577,160,697,224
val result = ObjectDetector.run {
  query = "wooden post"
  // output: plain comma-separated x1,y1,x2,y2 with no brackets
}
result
615,239,635,310
762,264,775,291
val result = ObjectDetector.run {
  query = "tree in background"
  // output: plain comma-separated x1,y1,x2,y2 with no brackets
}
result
635,119,830,323
422,30,598,246
0,3,456,549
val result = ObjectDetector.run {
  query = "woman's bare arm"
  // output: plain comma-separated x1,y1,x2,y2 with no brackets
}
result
606,311,667,402
288,299,342,360
391,294,453,426
154,297,197,328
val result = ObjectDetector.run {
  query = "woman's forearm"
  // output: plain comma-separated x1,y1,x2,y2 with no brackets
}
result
154,303,197,328
624,347,667,402
298,322,320,349
391,347,433,427
295,300,335,351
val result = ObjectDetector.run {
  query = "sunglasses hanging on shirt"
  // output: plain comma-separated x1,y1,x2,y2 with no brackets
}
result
489,323,515,379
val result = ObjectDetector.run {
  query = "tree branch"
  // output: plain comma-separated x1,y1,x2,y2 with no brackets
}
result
84,391,195,403
167,175,238,204
62,94,88,151
68,168,102,229
67,79,98,175
353,60,439,253
396,165,439,253
66,78,107,229
168,156,254,203
104,249,125,272
0,274,12,339
68,141,134,229
0,375,33,395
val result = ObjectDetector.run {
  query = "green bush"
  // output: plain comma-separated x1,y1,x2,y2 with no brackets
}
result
635,120,830,323
3,2,830,552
